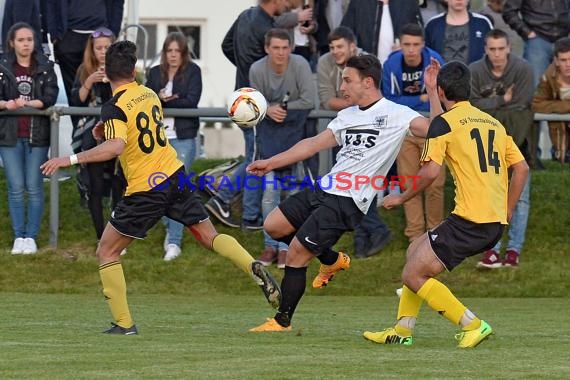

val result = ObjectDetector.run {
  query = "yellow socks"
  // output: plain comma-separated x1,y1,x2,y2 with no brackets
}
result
99,261,133,328
212,234,254,274
397,285,423,320
395,285,423,335
417,278,467,326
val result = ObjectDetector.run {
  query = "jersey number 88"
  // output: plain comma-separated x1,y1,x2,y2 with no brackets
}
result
136,104,167,153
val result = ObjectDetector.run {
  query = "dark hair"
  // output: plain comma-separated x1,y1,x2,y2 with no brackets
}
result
399,23,424,39
160,32,190,85
554,36,570,56
105,40,137,81
6,22,36,51
328,26,357,44
79,27,116,85
345,54,381,89
264,28,292,46
6,22,37,73
437,61,471,101
485,29,509,44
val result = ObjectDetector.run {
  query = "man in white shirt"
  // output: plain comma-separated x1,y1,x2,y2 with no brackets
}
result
248,54,437,332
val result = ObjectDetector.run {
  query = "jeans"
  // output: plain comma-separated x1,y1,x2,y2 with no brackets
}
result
523,36,553,87
164,138,196,246
216,127,262,221
524,37,554,164
0,139,48,239
493,173,531,254
262,171,288,251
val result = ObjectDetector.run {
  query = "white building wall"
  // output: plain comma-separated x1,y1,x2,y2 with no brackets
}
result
127,0,257,107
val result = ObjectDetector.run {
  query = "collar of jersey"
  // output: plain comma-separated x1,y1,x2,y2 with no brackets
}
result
113,81,138,96
450,100,470,110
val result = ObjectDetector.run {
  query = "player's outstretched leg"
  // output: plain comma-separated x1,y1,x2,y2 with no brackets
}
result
417,278,493,348
251,261,281,309
208,232,281,308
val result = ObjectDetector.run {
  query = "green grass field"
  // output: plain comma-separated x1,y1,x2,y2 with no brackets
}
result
0,160,569,378
0,294,569,379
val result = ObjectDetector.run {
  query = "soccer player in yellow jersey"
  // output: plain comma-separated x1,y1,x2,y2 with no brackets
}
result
363,60,529,348
41,41,281,335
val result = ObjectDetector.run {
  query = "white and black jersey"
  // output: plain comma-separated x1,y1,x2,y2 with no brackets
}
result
325,98,421,213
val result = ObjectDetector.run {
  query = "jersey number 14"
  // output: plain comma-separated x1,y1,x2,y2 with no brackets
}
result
470,128,500,174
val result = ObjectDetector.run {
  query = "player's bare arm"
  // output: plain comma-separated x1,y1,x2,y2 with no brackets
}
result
409,115,430,138
506,159,529,222
247,129,338,176
425,58,444,119
41,138,126,176
406,59,443,139
383,160,442,209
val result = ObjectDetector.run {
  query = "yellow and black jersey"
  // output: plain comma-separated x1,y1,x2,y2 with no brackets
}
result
101,82,181,195
421,101,525,224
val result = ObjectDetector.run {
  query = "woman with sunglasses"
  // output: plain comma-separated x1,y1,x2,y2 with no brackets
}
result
70,27,126,244
0,22,59,254
146,31,202,261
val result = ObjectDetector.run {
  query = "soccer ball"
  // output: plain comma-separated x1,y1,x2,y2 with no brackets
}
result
227,87,268,127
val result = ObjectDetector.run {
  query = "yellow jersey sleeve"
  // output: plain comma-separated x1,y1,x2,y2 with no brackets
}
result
505,135,525,167
103,104,128,144
421,115,451,165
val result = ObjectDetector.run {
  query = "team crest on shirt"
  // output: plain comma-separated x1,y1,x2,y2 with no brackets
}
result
375,115,387,128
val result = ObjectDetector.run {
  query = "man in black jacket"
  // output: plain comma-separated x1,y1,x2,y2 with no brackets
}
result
341,0,423,63
503,0,570,86
46,0,124,100
222,0,289,90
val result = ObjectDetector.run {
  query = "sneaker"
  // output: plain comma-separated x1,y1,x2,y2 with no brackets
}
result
164,244,181,261
312,252,350,289
241,217,263,231
11,237,25,255
204,197,240,228
476,250,502,269
257,246,277,266
22,238,37,254
277,250,287,269
251,261,281,309
363,327,413,345
503,250,519,268
103,322,138,335
455,320,493,348
249,318,292,332
364,230,392,258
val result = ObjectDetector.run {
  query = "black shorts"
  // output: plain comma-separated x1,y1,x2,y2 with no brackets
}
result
278,186,364,255
428,214,504,271
110,167,209,239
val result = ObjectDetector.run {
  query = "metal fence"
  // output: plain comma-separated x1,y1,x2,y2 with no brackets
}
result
1,107,567,248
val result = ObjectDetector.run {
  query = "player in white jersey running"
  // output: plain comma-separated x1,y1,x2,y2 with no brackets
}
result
248,54,443,332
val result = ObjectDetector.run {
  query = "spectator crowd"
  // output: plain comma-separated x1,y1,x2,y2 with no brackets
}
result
1,0,569,273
